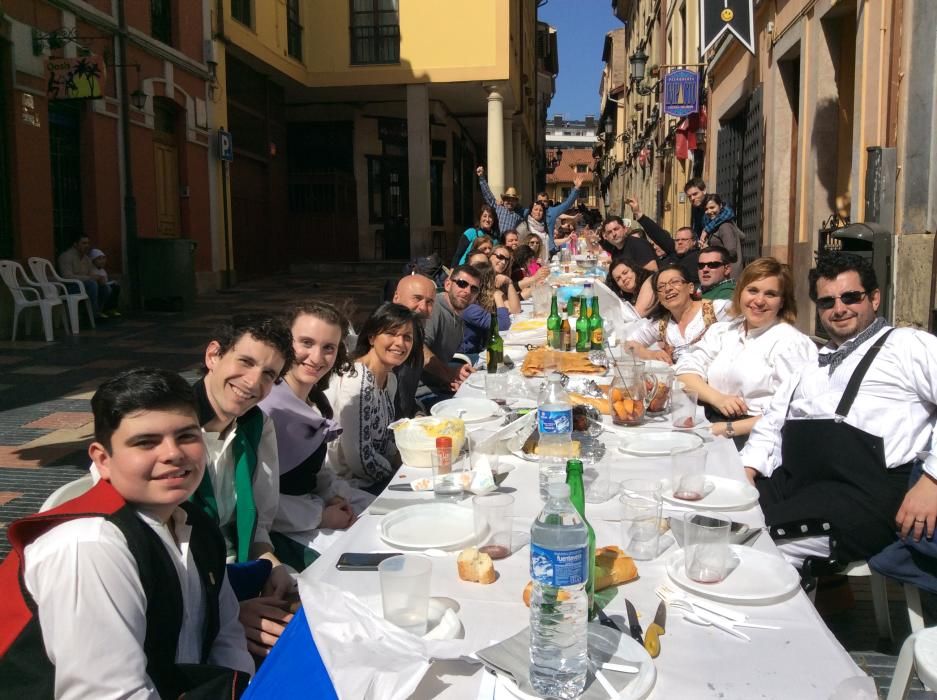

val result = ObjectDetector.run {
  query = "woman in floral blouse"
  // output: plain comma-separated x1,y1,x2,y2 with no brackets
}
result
324,303,423,494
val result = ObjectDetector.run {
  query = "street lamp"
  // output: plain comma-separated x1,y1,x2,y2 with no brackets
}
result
629,47,662,97
130,87,148,110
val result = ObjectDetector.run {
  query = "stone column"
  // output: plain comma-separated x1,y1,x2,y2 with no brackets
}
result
485,86,505,198
406,83,431,257
503,117,515,193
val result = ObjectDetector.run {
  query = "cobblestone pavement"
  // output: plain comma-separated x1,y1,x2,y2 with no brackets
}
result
0,266,932,697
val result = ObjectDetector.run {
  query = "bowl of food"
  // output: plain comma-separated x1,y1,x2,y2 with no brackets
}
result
391,416,467,467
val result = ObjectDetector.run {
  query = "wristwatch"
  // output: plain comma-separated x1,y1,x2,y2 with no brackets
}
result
725,422,736,438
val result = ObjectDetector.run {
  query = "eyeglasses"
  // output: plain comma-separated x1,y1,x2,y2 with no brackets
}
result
815,291,867,310
697,261,727,270
656,280,688,293
453,278,481,294
493,253,511,263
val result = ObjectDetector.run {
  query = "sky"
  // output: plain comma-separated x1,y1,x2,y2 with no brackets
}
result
537,0,622,121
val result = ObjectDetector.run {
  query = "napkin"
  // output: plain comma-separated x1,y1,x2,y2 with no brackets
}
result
297,577,471,700
476,624,641,698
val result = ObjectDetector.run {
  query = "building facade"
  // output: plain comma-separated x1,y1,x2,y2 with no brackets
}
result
213,0,557,277
545,146,597,211
0,0,217,309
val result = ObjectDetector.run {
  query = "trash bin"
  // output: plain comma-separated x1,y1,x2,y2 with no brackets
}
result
140,238,197,312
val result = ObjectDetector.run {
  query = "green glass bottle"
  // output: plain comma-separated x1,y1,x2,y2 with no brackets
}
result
566,459,596,620
546,292,561,349
589,296,603,350
486,312,503,373
575,298,590,352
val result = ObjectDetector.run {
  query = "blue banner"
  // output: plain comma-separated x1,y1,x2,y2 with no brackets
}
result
662,70,699,118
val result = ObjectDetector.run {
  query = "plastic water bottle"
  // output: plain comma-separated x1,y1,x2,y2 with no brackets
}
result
529,482,589,699
538,372,572,499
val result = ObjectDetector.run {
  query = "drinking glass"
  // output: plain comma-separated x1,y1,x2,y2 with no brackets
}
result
432,443,470,500
485,370,509,406
671,382,698,429
619,479,663,560
378,555,432,635
671,446,707,502
473,493,514,560
683,512,731,583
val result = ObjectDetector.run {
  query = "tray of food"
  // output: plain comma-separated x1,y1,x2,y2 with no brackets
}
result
521,346,609,378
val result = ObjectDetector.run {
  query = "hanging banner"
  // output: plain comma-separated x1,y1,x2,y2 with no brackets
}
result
700,0,754,56
662,69,699,118
46,55,107,100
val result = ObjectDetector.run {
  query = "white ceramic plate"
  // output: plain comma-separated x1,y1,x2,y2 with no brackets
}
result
379,503,476,550
431,397,502,422
665,545,801,603
616,430,704,457
662,475,759,511
496,625,656,700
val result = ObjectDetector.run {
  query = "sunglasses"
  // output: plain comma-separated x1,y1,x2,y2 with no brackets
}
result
815,291,867,310
453,278,481,294
493,253,511,263
697,261,727,270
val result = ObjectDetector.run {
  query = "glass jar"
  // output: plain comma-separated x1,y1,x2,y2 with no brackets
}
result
609,361,648,426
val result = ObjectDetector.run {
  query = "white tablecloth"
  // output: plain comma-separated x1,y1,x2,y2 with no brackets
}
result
299,352,875,699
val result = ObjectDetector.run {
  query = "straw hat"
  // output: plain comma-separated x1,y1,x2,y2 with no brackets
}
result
502,186,519,200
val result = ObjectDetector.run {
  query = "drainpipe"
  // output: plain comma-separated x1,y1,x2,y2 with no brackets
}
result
116,0,141,309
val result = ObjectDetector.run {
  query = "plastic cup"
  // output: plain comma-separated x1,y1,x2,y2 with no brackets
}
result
378,555,432,635
432,444,469,500
671,384,698,429
671,447,707,502
619,479,663,560
473,493,514,560
485,371,508,406
683,512,731,583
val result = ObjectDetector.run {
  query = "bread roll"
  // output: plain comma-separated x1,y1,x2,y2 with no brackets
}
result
457,547,496,584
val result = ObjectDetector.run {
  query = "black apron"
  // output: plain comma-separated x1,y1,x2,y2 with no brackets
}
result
756,329,912,562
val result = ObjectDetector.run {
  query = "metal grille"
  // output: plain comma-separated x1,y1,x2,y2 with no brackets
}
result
48,102,83,256
715,85,764,265
0,72,12,258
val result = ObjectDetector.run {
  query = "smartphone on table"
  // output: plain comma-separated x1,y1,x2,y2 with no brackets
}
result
335,552,402,571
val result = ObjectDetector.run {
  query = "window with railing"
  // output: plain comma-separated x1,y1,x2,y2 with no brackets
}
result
232,0,252,27
287,0,302,60
350,0,400,65
151,0,172,45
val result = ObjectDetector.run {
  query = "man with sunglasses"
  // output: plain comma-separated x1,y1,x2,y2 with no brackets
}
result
697,246,736,300
741,253,937,575
419,265,482,402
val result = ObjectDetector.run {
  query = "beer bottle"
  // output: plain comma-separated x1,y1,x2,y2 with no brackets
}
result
560,313,572,351
575,298,590,352
546,292,561,349
566,459,596,620
589,296,603,350
486,312,503,373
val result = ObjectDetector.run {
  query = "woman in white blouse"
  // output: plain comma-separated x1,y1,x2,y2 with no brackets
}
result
623,264,732,364
676,257,818,446
325,303,423,494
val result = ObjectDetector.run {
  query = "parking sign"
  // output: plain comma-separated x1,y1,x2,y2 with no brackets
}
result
218,129,233,161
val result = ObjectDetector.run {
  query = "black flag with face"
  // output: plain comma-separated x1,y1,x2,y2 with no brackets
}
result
700,0,755,56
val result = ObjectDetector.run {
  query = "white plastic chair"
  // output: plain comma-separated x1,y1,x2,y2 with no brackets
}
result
809,560,924,642
28,256,96,333
0,260,67,342
39,474,95,512
887,626,937,699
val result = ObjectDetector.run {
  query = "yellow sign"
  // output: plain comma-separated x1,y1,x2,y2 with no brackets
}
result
46,55,107,100
721,8,734,21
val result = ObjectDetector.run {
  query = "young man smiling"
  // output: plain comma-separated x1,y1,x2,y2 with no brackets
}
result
697,246,736,300
421,265,481,397
192,315,297,657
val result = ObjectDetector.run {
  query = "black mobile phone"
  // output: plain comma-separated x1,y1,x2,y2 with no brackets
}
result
335,552,402,572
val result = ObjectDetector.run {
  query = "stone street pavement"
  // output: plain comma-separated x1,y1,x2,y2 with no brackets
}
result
0,264,931,697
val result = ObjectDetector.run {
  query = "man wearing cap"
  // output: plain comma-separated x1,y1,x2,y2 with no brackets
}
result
475,166,523,237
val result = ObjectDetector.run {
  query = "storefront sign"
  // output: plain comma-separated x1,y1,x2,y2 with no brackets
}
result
46,55,106,100
662,70,699,118
700,0,754,56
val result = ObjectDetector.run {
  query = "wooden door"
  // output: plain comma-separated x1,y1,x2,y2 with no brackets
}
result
153,140,180,236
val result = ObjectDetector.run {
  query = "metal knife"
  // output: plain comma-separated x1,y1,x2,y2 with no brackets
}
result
624,600,644,647
643,601,666,658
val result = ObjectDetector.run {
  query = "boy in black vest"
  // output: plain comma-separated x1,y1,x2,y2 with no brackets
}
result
191,314,297,656
0,368,253,698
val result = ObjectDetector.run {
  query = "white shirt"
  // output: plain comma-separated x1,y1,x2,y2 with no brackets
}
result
324,362,399,489
202,414,280,560
625,299,732,360
741,326,937,479
23,508,253,699
675,319,818,416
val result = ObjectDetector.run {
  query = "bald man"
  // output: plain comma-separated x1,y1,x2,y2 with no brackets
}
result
393,273,438,417
393,273,436,320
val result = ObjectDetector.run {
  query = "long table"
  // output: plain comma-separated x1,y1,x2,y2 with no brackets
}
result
246,324,876,699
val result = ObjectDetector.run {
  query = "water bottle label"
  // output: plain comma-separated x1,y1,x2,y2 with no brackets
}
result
538,409,572,434
530,544,587,586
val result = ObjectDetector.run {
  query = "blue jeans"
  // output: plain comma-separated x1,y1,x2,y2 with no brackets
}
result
65,280,109,314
